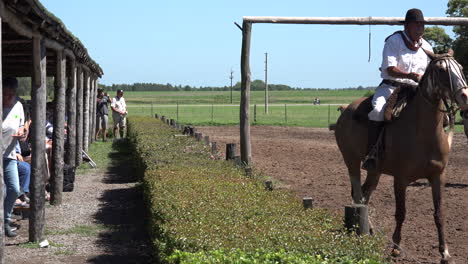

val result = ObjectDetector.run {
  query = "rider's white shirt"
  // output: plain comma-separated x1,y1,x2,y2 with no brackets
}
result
380,31,433,86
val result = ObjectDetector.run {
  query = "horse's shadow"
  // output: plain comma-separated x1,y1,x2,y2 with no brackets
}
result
408,181,468,189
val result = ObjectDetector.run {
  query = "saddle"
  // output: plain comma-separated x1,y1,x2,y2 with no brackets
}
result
352,81,417,123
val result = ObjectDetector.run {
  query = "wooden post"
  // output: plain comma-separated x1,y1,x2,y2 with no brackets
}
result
303,197,313,209
176,101,179,121
50,50,66,205
76,66,84,166
345,204,370,235
328,104,331,126
254,104,257,123
285,104,288,123
211,142,217,154
83,71,90,151
264,52,268,114
155,113,158,119
30,35,47,242
89,77,95,144
65,58,77,167
240,22,252,165
204,135,210,145
265,180,273,191
226,143,237,160
0,16,4,262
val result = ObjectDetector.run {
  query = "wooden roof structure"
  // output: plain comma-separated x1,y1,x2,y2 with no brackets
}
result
0,1,103,260
0,0,103,77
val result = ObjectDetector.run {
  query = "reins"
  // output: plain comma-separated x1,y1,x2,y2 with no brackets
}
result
418,52,467,131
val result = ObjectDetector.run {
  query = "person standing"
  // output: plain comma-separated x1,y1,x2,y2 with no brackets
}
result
363,8,433,170
2,77,26,237
95,89,110,142
110,89,127,141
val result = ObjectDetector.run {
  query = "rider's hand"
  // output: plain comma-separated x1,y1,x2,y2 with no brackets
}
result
408,72,422,83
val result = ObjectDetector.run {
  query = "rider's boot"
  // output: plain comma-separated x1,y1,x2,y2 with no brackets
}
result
362,120,384,170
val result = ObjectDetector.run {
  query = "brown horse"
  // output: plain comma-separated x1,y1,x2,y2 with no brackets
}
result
334,52,468,264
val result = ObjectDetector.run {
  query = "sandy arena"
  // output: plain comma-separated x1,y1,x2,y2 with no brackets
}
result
198,125,468,264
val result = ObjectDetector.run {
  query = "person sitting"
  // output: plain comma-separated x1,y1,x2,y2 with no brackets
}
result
362,8,433,170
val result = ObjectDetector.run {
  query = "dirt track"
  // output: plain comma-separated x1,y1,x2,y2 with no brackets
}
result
198,126,468,264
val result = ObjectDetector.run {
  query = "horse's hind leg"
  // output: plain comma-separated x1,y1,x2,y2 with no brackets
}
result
345,159,363,204
391,180,407,256
429,174,453,264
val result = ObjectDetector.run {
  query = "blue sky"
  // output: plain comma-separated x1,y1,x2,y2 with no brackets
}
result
40,0,455,89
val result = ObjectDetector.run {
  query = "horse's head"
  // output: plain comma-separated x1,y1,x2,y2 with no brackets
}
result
423,50,468,110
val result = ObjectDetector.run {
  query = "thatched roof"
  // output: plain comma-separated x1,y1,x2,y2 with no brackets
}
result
1,0,103,77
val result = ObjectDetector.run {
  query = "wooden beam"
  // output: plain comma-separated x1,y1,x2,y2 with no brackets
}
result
242,16,468,26
240,21,252,165
0,16,4,264
83,70,90,151
29,34,47,242
65,59,77,167
50,49,66,206
75,66,83,166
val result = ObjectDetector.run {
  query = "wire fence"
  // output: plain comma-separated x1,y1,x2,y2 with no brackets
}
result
126,102,343,128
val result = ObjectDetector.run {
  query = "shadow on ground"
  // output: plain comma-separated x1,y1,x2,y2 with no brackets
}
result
89,140,154,264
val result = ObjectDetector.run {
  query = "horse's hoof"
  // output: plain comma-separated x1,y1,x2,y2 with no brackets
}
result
391,248,401,257
440,257,455,264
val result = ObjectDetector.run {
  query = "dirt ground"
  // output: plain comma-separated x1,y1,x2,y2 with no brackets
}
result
4,141,152,264
198,125,468,264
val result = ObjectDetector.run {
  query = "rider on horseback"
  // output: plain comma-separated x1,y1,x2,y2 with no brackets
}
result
363,8,434,170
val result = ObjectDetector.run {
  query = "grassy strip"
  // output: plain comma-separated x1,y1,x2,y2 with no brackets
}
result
128,116,388,264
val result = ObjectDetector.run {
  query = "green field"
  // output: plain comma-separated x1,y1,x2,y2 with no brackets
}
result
123,90,364,127
123,89,371,105
123,90,465,132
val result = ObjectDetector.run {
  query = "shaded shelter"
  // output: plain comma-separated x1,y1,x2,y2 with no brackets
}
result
0,0,103,260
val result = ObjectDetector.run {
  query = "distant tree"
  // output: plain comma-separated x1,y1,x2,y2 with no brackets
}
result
447,0,468,75
424,26,453,53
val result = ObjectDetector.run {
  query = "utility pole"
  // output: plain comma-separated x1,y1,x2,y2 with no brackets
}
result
230,69,234,104
264,52,268,114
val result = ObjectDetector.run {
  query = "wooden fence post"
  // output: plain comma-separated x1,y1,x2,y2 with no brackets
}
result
344,204,370,235
211,142,218,154
303,197,313,209
30,35,47,242
226,143,237,160
50,50,66,205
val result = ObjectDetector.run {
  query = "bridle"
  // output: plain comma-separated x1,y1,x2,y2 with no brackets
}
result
419,53,468,127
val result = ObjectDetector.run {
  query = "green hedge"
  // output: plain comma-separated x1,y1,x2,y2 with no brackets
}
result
127,117,388,264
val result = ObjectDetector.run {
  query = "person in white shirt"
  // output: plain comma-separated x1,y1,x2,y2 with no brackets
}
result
2,77,26,237
110,89,127,140
363,8,434,170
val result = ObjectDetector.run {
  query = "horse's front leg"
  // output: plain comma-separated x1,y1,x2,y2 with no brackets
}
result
429,174,454,264
391,180,407,257
361,169,382,204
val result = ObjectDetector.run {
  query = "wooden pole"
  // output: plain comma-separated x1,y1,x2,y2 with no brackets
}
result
264,52,268,114
240,21,252,165
65,58,77,167
345,204,370,235
50,50,66,205
76,66,84,166
89,77,95,144
83,71,90,152
285,104,287,123
0,16,4,263
226,143,237,160
242,16,468,26
30,35,47,242
254,104,257,123
303,197,313,209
